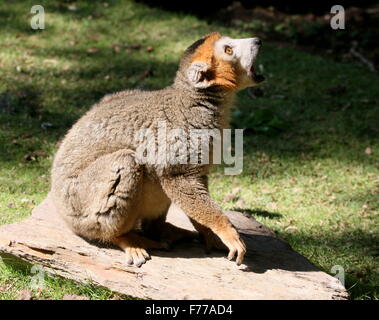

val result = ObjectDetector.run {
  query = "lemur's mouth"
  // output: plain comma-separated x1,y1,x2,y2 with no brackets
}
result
249,65,265,83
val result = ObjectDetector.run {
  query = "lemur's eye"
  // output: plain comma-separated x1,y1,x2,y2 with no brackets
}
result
224,46,233,55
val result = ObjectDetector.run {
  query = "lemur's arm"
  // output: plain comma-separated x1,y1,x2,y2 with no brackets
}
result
161,172,246,265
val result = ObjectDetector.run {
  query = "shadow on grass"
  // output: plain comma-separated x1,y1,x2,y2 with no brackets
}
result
136,0,379,16
232,208,283,219
278,230,379,299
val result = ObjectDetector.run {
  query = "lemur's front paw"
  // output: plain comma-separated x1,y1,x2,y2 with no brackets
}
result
217,227,246,266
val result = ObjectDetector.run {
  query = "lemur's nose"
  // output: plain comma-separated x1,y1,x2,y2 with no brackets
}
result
253,38,262,46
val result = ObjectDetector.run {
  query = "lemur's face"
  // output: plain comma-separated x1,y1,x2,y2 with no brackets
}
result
214,36,264,88
184,33,264,91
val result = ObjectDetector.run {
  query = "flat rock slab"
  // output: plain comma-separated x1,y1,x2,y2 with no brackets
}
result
0,194,348,300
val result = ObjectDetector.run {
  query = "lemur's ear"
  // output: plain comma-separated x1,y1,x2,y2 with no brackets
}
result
187,61,212,88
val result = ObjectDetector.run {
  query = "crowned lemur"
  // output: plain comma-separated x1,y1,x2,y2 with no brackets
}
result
51,32,264,267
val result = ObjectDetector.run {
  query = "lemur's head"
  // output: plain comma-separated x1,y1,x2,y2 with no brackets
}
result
178,32,264,91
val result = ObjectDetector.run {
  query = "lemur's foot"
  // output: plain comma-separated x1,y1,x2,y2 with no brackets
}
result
112,232,168,267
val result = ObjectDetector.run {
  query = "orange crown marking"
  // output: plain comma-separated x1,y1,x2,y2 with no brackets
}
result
190,32,238,90
191,32,221,65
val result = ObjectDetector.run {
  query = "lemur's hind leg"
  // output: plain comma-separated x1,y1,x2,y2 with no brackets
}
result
64,149,166,267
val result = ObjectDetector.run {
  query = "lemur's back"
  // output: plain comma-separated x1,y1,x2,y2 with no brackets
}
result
52,88,164,180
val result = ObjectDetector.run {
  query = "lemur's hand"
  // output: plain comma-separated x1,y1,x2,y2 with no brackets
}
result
196,221,246,266
216,226,246,265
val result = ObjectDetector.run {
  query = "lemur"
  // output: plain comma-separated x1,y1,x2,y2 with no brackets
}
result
51,32,264,267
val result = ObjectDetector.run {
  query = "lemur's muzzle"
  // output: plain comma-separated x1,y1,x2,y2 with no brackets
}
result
247,38,264,83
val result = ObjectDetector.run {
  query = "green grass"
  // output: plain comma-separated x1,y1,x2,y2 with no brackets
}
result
0,0,378,300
